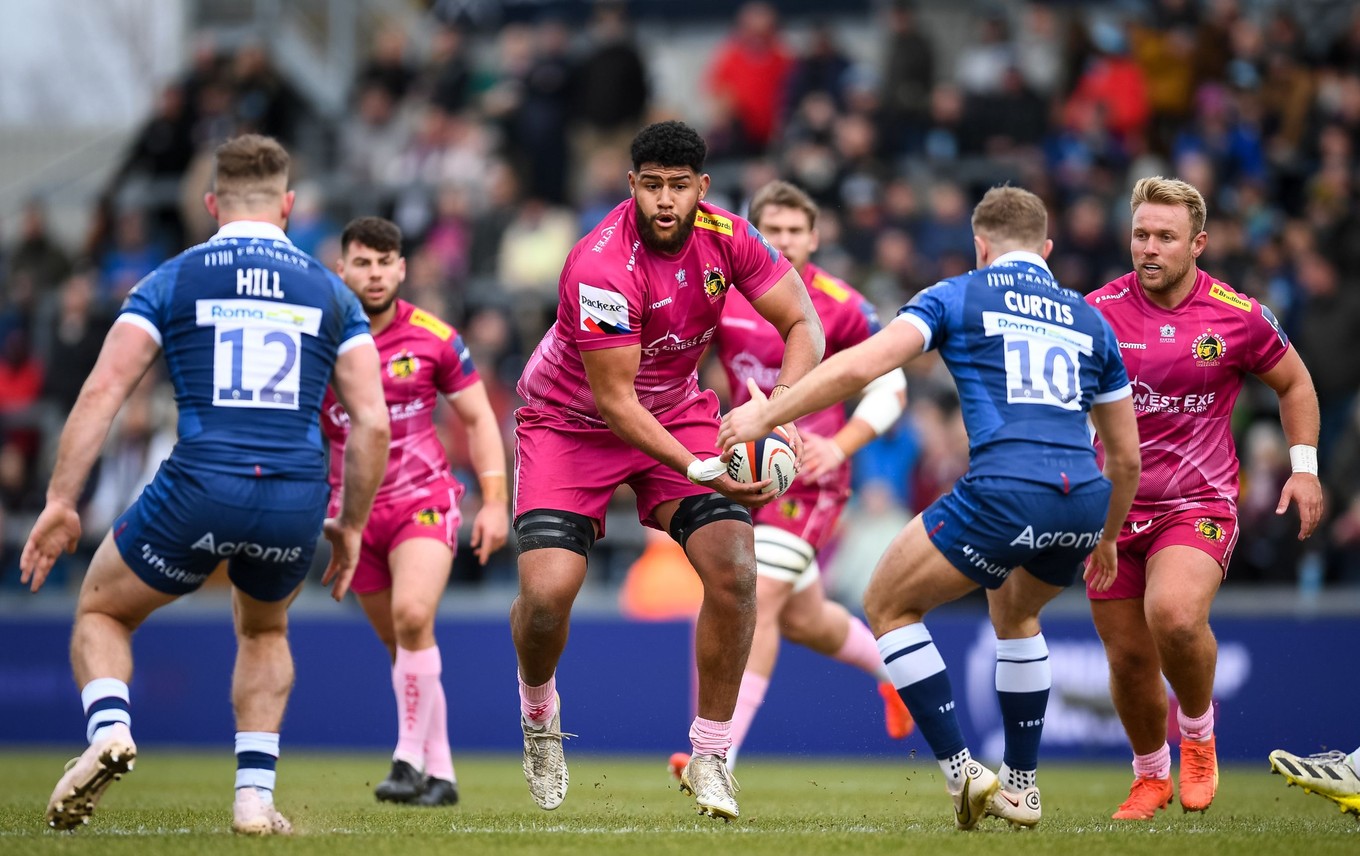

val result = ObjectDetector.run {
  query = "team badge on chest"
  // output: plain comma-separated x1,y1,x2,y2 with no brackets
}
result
1191,331,1226,366
387,350,421,379
703,263,729,301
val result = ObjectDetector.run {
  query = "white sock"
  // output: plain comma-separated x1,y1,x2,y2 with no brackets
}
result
940,748,972,791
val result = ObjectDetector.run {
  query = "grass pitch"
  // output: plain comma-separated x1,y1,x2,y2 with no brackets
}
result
1,751,1356,855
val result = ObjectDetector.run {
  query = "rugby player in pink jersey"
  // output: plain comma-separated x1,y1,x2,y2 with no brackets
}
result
322,217,509,808
1086,177,1323,820
669,181,911,781
512,121,824,820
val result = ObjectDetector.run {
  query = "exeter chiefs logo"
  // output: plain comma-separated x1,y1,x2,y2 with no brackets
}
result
387,350,420,379
1192,331,1226,366
703,263,729,300
779,498,803,520
1194,518,1225,542
415,508,443,526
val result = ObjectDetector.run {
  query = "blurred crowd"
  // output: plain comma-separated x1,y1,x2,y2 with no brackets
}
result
3,0,1360,597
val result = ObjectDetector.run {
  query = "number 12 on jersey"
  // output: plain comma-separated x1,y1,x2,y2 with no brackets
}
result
196,298,322,410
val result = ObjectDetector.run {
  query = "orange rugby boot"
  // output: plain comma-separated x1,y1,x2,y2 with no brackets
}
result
1179,736,1219,812
1111,776,1174,820
878,682,915,740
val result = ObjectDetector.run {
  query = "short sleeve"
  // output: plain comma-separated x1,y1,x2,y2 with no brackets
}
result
116,266,172,345
732,221,793,303
566,251,643,352
436,329,481,395
1093,315,1132,402
334,280,372,353
1246,301,1290,375
897,281,952,351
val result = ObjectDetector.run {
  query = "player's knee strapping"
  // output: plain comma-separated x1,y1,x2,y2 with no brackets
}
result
514,509,596,557
668,493,751,548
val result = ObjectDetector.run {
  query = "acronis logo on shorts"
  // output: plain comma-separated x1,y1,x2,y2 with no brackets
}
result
191,532,303,563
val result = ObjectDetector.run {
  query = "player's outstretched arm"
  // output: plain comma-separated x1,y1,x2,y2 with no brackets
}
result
581,345,774,508
325,341,391,600
801,369,907,480
1085,395,1141,592
448,380,508,565
20,322,160,592
1258,347,1324,540
719,321,924,453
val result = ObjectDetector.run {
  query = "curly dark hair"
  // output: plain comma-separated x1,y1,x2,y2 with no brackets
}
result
340,216,403,254
630,121,707,174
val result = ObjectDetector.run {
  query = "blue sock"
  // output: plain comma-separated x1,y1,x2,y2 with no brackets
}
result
878,623,966,760
995,633,1050,776
81,678,131,744
235,732,280,801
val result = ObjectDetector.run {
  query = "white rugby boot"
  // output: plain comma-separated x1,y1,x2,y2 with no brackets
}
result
679,754,740,821
950,759,1000,831
986,785,1042,828
46,723,137,830
522,695,573,810
232,787,294,835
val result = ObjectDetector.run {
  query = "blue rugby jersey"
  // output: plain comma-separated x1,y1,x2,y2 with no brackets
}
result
896,251,1130,491
117,221,370,479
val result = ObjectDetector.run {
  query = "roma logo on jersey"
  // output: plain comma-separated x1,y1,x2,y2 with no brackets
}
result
415,508,443,527
388,350,420,379
1194,518,1225,542
1192,331,1226,366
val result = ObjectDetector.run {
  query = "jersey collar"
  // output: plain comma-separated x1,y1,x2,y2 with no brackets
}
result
211,220,294,244
991,250,1051,273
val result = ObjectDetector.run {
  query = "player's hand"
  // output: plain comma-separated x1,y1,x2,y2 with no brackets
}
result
470,501,509,565
1277,472,1323,540
321,518,362,601
706,472,777,510
19,501,82,593
799,432,846,481
718,378,776,451
1083,538,1119,593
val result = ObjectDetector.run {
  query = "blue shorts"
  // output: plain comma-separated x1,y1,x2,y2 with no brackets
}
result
113,459,328,601
921,476,1112,590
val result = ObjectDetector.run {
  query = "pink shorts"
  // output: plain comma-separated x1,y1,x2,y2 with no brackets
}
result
753,471,850,553
513,390,723,535
1087,503,1238,601
330,475,464,595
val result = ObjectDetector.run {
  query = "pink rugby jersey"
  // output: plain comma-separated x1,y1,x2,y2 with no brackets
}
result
716,263,881,442
1086,269,1290,516
517,199,792,424
322,299,480,503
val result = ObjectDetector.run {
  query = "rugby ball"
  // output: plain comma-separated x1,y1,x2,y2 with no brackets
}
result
726,426,796,497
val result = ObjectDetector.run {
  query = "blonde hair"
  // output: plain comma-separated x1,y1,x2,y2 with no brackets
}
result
749,180,818,231
1129,176,1207,235
970,185,1048,248
212,134,290,204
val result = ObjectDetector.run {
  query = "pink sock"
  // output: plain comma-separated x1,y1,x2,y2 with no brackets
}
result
1133,743,1172,780
519,672,556,725
392,646,442,769
727,671,768,764
834,617,890,682
422,652,455,783
1177,704,1214,742
690,716,733,759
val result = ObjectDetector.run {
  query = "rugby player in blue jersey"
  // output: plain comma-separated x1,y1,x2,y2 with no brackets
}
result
720,186,1141,830
21,134,391,835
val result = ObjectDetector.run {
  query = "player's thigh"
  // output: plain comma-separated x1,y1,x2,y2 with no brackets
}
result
389,537,455,622
1144,545,1223,631
755,573,796,627
356,588,396,654
75,532,180,628
987,566,1064,637
1090,595,1154,661
863,515,977,630
778,572,835,637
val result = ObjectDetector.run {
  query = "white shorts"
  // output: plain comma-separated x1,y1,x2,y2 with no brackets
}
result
754,525,820,594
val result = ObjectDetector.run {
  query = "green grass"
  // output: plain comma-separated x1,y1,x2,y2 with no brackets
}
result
1,751,1355,855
